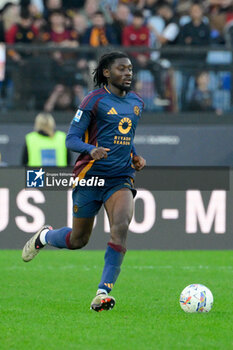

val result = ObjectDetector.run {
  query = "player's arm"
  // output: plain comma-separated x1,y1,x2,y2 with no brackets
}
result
66,110,95,154
66,110,110,159
132,143,146,171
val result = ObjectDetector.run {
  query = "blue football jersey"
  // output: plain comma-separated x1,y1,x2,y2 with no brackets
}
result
69,86,144,178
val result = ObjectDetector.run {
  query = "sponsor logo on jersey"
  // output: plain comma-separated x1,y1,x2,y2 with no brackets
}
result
118,117,132,134
107,107,118,115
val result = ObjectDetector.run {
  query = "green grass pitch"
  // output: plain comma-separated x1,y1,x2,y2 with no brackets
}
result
0,250,233,350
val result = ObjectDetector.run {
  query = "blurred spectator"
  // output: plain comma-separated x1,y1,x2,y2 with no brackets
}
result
40,8,78,83
111,3,131,44
4,7,39,109
179,4,211,110
80,0,100,27
44,84,74,112
70,12,88,43
176,0,195,17
41,10,77,45
24,0,44,16
148,3,179,47
5,8,38,68
22,112,71,166
82,11,118,46
99,0,119,23
146,3,178,108
135,69,157,110
1,3,20,34
5,8,38,45
0,4,19,111
143,0,163,18
122,9,150,66
179,3,210,47
207,0,233,45
26,0,46,33
187,71,221,113
43,0,63,19
39,10,88,98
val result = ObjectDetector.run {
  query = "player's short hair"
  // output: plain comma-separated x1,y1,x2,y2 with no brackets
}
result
34,112,56,137
93,51,130,87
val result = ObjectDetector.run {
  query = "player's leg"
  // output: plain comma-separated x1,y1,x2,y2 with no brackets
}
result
22,217,94,262
91,188,134,312
44,193,101,251
44,216,95,249
22,187,102,262
99,188,133,290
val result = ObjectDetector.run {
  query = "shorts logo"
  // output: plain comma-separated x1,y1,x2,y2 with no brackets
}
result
134,106,140,116
118,117,132,134
73,109,83,123
26,168,45,187
73,204,78,213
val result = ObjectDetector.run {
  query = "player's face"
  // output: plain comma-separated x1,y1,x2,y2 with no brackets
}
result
106,58,133,92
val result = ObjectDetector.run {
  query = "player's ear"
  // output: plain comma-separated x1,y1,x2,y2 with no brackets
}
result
103,68,110,78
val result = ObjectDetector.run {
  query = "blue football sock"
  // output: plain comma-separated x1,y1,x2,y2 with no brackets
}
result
46,227,72,249
98,242,126,293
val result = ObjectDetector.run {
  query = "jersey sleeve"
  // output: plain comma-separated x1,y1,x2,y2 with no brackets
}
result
79,91,100,111
66,110,96,154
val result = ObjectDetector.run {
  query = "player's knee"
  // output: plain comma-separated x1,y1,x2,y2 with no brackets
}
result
111,221,129,235
69,236,89,250
110,222,129,246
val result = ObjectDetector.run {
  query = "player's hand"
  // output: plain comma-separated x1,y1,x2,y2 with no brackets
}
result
132,155,146,171
90,147,110,160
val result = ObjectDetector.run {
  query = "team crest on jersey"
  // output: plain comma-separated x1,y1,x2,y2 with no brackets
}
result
73,109,83,123
73,204,78,213
134,106,140,116
118,117,132,134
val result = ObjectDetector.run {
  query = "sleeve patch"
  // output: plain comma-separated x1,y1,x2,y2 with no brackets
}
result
73,109,83,123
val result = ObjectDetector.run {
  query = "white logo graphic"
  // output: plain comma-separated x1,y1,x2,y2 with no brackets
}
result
26,168,45,188
73,109,83,123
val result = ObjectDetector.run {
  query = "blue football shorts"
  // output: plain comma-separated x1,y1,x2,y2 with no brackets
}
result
72,176,137,218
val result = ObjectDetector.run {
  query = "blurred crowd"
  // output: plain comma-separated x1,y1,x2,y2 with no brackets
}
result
0,0,233,113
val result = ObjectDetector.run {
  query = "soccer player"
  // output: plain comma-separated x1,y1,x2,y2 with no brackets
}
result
22,51,146,312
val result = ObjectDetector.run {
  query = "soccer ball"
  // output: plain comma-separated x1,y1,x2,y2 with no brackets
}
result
179,284,213,313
